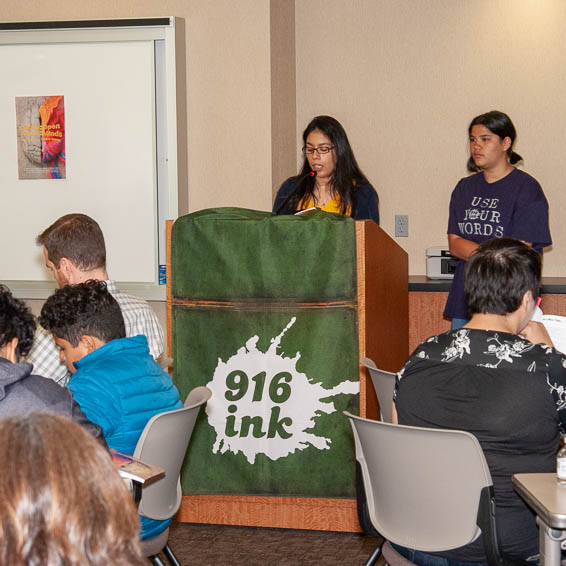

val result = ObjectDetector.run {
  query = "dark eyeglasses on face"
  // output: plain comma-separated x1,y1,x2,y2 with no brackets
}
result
302,146,334,155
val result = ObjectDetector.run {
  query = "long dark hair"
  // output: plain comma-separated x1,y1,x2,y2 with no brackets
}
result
287,116,370,214
467,111,523,173
0,413,145,566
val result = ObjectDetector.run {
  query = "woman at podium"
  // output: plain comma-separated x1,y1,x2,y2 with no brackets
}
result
273,115,379,223
444,110,551,329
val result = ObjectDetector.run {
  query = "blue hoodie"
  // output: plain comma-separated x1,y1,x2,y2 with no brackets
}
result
69,334,182,540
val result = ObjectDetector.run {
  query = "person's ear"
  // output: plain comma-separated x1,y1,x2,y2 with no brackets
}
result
520,290,534,312
502,136,512,152
0,337,19,363
79,335,104,354
80,335,96,354
58,257,76,283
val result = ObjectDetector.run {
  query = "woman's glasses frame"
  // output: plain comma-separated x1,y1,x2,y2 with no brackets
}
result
302,146,335,155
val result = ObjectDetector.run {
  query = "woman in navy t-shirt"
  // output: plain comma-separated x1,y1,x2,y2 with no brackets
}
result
444,111,551,328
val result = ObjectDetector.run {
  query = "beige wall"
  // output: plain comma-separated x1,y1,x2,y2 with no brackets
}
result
4,1,276,345
3,0,273,215
296,0,566,276
270,0,297,196
5,1,566,283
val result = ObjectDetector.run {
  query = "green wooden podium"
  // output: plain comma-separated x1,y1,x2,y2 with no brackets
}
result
167,208,408,531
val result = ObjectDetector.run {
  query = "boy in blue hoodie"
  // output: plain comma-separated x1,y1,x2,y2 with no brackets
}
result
39,280,182,541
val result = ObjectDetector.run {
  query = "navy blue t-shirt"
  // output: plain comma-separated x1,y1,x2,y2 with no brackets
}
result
444,169,551,319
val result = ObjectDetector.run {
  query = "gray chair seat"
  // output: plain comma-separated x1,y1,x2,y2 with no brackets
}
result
136,386,212,566
344,411,530,566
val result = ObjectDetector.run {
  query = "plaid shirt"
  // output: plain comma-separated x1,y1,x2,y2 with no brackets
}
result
25,280,164,386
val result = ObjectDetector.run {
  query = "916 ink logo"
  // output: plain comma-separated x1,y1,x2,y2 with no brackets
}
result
206,317,358,464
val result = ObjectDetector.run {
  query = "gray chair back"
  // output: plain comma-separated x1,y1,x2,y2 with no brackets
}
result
344,411,493,552
360,357,396,423
134,386,212,521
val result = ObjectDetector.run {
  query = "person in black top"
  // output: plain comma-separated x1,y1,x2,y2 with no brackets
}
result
394,237,566,565
273,115,379,223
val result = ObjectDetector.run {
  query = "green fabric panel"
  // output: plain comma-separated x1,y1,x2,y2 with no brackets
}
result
172,208,360,499
173,307,359,497
172,207,357,301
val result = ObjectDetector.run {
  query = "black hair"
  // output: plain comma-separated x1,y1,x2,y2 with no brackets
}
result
465,237,540,316
285,115,372,215
0,284,36,360
39,281,125,346
467,111,523,172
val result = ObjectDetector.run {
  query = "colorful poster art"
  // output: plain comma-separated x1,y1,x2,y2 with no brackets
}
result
16,95,66,180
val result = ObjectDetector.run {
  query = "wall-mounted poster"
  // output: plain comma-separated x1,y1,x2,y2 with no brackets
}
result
15,95,65,180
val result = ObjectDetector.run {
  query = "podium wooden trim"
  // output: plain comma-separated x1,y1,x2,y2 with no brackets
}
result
167,218,408,531
357,220,409,419
177,494,358,532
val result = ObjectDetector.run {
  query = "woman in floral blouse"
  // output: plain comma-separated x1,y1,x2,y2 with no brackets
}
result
394,237,566,565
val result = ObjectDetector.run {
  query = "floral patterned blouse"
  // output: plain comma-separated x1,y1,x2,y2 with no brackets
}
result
394,328,566,562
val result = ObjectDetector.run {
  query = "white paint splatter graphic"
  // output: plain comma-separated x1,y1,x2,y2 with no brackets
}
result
206,317,359,464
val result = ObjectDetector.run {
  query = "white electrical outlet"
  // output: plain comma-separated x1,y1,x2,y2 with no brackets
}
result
395,215,408,237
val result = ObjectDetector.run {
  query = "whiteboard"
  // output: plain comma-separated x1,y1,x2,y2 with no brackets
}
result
0,19,182,300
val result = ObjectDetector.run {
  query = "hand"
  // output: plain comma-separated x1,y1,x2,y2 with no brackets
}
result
519,321,554,347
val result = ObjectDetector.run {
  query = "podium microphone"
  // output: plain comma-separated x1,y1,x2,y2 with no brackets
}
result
275,170,316,215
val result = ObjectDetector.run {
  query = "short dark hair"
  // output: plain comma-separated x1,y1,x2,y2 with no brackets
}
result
37,213,106,270
467,110,523,172
465,237,541,316
0,285,36,359
39,281,125,346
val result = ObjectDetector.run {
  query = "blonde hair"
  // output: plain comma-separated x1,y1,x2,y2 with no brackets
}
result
0,413,145,566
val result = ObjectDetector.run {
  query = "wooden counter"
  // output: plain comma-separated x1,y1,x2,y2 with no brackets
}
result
408,276,566,354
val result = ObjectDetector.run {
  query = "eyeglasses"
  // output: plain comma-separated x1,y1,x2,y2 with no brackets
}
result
302,146,335,155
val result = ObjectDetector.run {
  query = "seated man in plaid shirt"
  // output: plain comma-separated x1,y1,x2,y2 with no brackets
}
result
25,213,164,385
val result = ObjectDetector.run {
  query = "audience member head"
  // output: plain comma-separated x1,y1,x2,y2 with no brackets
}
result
467,110,522,172
0,413,145,566
37,213,107,286
39,280,125,373
465,237,540,317
0,284,36,363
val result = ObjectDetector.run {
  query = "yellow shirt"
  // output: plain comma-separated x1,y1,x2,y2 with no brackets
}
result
300,194,352,216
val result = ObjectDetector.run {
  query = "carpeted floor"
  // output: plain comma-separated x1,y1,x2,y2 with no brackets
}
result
152,521,382,565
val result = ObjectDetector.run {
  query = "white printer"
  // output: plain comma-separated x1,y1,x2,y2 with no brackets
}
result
426,247,459,279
